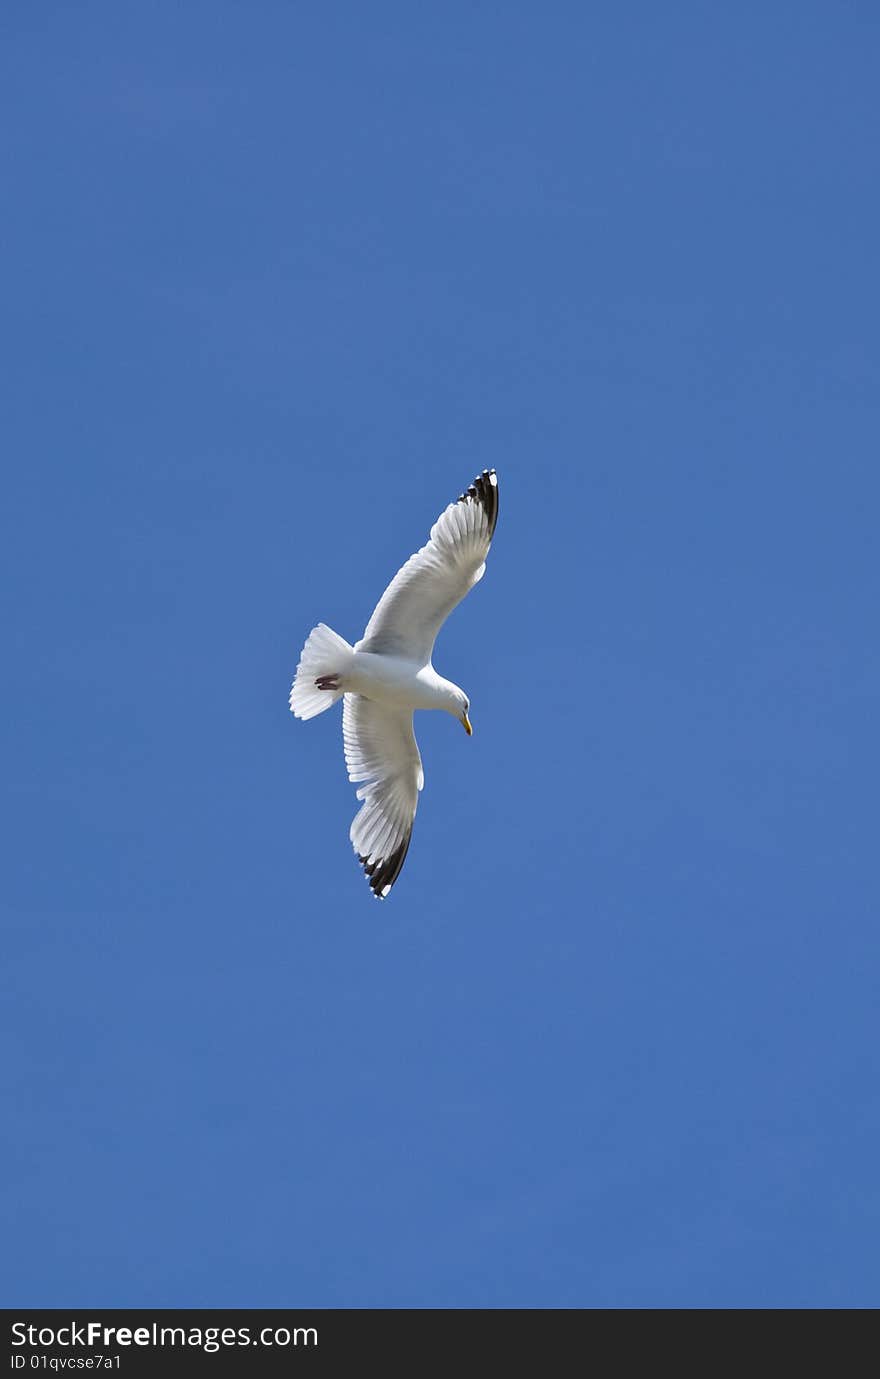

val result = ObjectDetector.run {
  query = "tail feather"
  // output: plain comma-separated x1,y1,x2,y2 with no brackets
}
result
289,623,353,720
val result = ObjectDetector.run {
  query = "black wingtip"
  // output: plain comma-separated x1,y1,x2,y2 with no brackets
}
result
458,468,499,539
357,831,413,899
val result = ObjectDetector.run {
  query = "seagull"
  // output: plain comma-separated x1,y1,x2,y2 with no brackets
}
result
289,470,499,898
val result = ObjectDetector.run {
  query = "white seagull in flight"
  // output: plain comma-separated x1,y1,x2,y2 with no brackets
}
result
290,470,499,898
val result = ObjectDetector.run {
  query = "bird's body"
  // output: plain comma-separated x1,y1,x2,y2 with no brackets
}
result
344,653,463,715
289,470,498,897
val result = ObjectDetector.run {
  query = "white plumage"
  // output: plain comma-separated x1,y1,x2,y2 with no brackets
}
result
289,470,499,898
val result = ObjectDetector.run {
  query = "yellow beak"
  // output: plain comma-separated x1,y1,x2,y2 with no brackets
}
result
461,711,473,736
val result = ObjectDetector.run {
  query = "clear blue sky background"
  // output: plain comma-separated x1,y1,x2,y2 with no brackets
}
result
3,3,878,1308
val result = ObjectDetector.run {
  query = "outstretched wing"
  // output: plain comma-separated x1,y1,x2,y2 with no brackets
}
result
356,470,499,663
343,693,424,898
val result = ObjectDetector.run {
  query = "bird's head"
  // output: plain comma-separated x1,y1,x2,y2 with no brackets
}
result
457,690,472,736
437,680,472,734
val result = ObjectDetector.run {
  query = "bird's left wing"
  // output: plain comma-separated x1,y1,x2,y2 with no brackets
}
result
343,693,424,898
356,470,499,663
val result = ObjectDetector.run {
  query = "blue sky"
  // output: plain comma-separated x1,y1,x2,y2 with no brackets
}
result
3,3,878,1307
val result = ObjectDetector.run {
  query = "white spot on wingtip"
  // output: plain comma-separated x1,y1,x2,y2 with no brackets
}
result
489,472,497,485
381,884,392,897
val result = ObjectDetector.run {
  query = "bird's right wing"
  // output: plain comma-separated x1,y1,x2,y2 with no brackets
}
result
343,693,424,898
356,470,499,663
